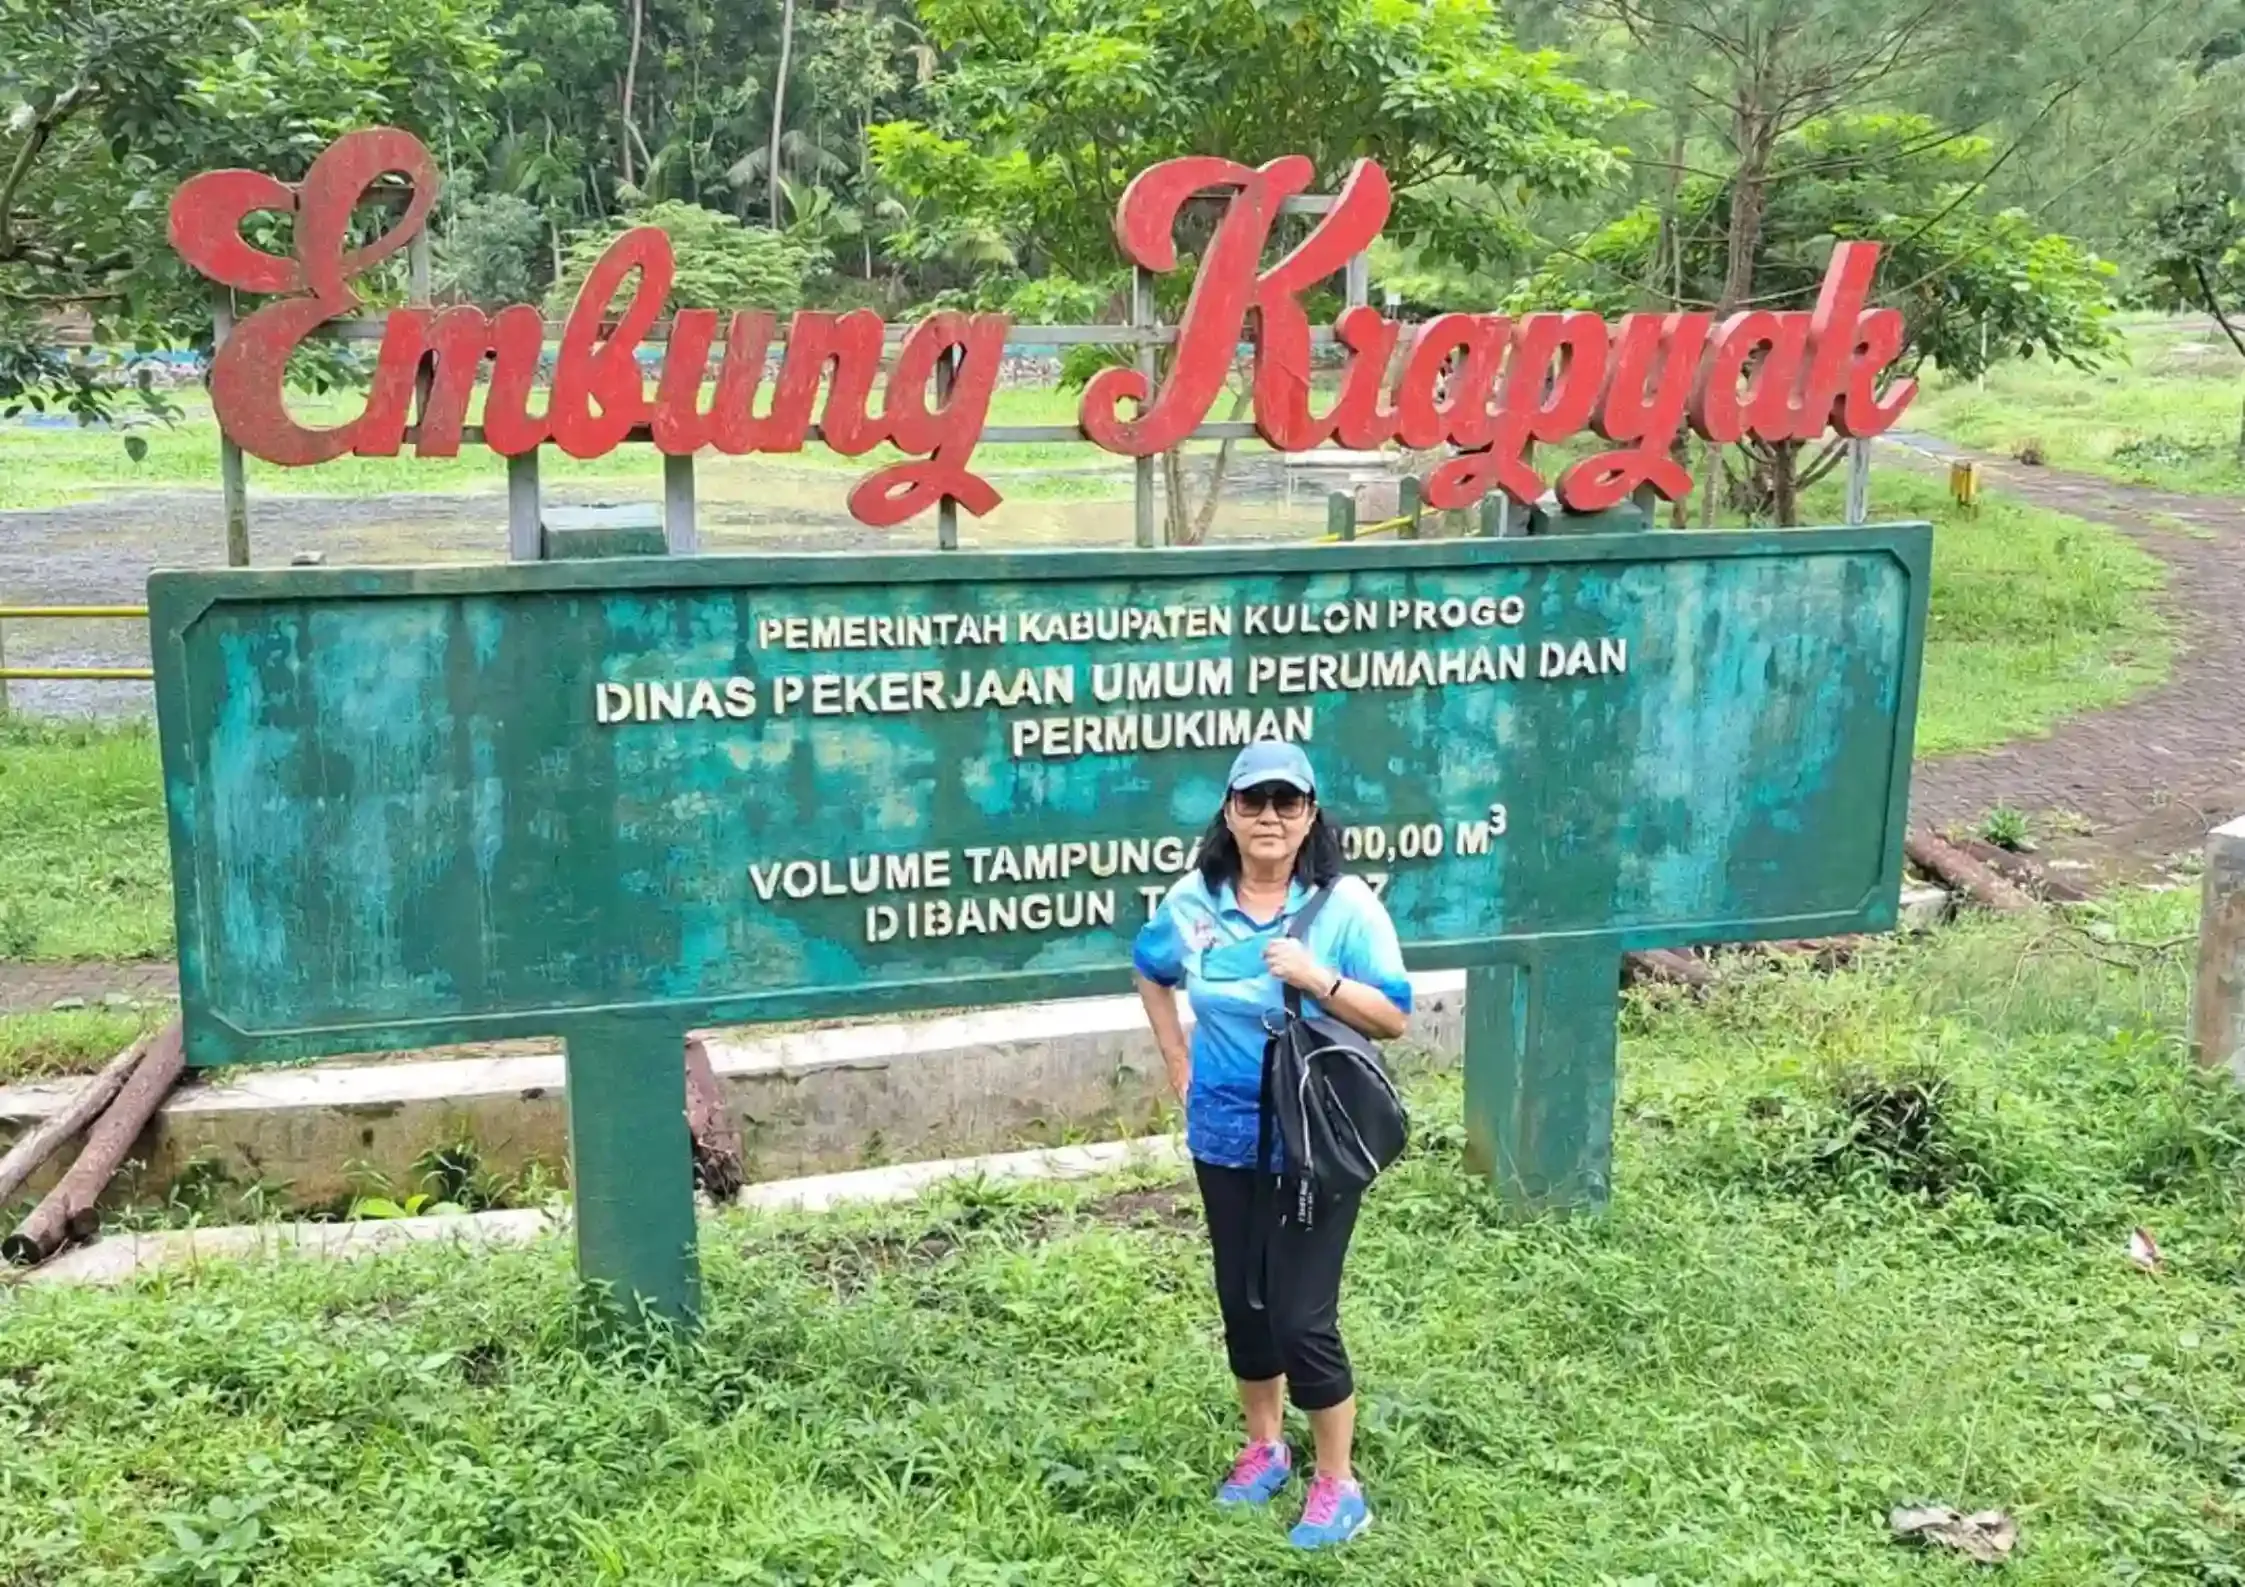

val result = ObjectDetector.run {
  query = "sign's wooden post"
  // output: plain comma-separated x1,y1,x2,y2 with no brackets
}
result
563,1014,701,1326
547,521,701,1324
1459,494,1647,1215
1464,946,1622,1212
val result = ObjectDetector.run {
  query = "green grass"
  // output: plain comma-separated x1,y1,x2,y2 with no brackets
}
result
1850,473,2173,757
0,720,171,962
1913,315,2245,495
0,387,1147,511
9,891,2244,1583
0,1006,162,1087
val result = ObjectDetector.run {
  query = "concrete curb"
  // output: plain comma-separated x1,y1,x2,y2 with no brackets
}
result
14,1133,1189,1288
0,909,1950,1217
0,974,1467,1210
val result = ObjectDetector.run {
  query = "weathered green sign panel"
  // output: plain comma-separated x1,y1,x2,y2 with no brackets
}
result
153,530,1927,1058
150,527,1929,1321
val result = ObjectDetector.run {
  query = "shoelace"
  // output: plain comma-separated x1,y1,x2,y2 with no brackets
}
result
1302,1475,1349,1525
1228,1442,1282,1487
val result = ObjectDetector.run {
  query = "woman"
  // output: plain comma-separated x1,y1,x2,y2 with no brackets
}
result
1132,739,1412,1550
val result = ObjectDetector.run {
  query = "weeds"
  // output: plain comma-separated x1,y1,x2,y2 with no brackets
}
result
1982,804,2033,851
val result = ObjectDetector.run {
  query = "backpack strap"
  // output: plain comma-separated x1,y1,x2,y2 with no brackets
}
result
1250,882,1336,1308
1281,883,1336,1019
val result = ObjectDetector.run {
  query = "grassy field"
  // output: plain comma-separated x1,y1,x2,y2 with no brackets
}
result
0,720,173,966
0,1006,164,1088
8,891,2243,1583
1913,315,2245,495
0,387,1142,513
1858,473,2170,757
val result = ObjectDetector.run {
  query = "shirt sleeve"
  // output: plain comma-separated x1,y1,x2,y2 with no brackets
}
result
1331,877,1413,1014
1131,880,1192,987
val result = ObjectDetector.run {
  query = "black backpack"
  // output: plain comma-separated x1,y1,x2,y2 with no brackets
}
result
1254,884,1410,1233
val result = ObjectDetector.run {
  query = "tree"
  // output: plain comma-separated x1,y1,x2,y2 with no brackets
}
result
2138,12,2245,456
800,1,913,278
554,200,822,312
0,0,499,422
766,0,797,228
438,192,551,305
871,0,1623,542
1522,112,2116,522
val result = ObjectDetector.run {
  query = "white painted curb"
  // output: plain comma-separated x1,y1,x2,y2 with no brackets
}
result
14,1133,1188,1288
0,973,1471,1125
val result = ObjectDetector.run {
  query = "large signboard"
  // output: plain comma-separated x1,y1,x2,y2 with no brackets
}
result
152,530,1928,1069
166,130,1919,529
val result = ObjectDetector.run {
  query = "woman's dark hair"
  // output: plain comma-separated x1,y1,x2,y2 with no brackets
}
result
1196,791,1344,892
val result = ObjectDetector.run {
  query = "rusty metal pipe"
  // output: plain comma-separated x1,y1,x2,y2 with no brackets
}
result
3,1022,184,1267
0,1032,153,1209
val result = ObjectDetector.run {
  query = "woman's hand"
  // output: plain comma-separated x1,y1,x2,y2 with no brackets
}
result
1263,938,1331,994
1266,940,1409,1041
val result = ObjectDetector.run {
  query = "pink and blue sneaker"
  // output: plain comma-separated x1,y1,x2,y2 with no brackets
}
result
1215,1439,1291,1507
1289,1472,1372,1549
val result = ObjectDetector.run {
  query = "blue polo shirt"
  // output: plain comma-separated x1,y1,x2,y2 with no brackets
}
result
1132,872,1413,1169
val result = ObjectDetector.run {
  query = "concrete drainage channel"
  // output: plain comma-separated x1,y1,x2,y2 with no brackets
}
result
23,1135,1194,1287
1,886,1953,1276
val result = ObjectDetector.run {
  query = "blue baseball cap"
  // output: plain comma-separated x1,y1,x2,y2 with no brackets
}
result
1226,740,1317,795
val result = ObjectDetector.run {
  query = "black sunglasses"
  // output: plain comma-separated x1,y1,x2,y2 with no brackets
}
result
1230,782,1311,819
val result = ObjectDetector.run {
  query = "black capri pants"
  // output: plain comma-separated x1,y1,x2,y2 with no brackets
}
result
1194,1159,1362,1411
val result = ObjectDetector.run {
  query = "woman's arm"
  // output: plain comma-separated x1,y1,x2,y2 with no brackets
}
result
1134,972,1194,1100
1319,973,1409,1042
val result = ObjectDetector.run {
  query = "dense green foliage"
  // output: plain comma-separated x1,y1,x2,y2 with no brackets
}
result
552,200,822,311
869,0,1620,310
9,892,2244,1582
0,0,500,418
6,0,2245,519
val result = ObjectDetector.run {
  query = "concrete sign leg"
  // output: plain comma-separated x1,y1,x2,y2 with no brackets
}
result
1462,947,1620,1215
562,1015,701,1329
2193,816,2245,1080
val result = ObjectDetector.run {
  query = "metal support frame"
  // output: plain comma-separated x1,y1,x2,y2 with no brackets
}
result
212,290,250,568
1131,267,1158,548
663,454,699,554
936,346,961,551
1845,438,1872,526
507,453,542,561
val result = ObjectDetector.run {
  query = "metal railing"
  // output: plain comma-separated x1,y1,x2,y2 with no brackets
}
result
0,606,153,714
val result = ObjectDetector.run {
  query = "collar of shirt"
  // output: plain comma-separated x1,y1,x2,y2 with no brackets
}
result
1212,876,1310,930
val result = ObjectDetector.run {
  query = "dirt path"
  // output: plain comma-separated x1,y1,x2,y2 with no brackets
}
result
1890,432,2245,880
